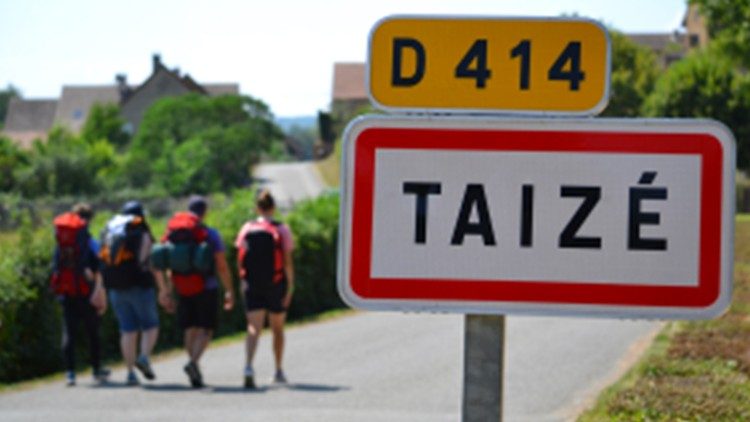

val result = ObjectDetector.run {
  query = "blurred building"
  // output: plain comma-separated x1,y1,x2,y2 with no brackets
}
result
314,62,368,159
626,4,709,67
2,54,239,146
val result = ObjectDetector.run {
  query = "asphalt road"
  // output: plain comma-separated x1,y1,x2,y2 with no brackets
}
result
0,312,659,422
253,162,327,210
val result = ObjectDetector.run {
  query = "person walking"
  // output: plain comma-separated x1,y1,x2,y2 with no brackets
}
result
51,203,109,386
158,195,234,388
99,201,169,386
235,189,295,389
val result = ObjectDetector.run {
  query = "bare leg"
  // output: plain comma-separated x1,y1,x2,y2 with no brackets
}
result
140,327,158,359
245,310,266,368
269,312,287,372
184,328,198,361
121,332,138,372
190,329,213,363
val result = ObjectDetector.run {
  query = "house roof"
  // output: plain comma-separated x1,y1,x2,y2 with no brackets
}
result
204,83,240,96
332,62,366,101
54,85,121,132
627,33,686,53
3,97,58,132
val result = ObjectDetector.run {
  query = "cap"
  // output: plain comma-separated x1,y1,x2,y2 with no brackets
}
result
121,200,144,217
188,195,208,217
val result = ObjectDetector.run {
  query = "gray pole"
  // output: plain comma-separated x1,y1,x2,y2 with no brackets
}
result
462,314,505,422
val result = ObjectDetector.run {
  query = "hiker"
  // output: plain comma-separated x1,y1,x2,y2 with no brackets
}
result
235,189,295,389
100,201,169,385
51,203,109,386
155,195,234,388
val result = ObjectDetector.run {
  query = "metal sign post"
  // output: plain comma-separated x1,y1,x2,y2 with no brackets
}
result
463,314,506,422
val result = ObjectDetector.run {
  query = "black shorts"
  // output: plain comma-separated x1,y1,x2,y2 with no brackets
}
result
177,288,218,330
243,279,288,314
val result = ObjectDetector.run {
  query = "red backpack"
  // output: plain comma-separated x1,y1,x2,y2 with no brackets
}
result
162,212,210,296
51,212,91,296
238,219,284,287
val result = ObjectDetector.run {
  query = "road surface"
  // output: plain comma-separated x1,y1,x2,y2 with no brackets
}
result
0,312,659,422
253,162,326,210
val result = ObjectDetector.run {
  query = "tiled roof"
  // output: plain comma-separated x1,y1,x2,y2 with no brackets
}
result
332,62,366,101
204,83,240,96
54,85,120,132
627,33,686,52
3,98,57,132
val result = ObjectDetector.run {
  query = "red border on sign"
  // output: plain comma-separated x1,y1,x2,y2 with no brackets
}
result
349,127,724,308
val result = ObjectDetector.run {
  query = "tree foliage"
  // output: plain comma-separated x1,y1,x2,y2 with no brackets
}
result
691,0,750,67
0,136,29,192
126,94,284,194
81,102,130,148
0,84,21,127
601,31,660,117
644,49,750,168
13,127,116,197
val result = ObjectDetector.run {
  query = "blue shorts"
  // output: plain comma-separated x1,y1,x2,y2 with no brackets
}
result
109,287,159,332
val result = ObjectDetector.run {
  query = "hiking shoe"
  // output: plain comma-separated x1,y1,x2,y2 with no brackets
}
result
273,369,287,384
126,371,139,386
93,368,111,383
243,367,256,390
135,355,155,380
184,361,204,388
66,371,76,387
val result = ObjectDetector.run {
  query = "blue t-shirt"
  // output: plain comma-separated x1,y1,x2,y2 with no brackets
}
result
204,227,224,290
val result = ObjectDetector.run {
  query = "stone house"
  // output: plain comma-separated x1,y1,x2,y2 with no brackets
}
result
627,4,709,67
2,54,239,146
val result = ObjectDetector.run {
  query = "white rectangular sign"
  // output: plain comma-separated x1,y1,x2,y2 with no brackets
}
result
338,116,735,319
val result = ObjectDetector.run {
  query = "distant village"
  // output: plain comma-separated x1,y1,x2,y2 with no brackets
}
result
3,4,708,156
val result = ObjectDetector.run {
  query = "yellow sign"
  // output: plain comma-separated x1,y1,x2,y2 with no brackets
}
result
368,17,611,115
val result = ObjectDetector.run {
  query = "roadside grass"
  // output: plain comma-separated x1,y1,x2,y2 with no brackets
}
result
0,308,355,394
578,218,750,421
315,138,341,188
0,231,18,244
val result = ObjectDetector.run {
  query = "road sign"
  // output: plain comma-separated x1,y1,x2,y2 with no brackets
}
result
368,16,611,115
338,116,735,319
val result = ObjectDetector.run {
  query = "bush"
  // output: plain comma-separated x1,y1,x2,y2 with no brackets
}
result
0,216,60,382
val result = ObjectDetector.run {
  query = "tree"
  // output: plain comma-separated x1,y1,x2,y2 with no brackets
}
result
0,136,29,192
601,31,660,117
644,49,750,168
691,0,750,68
13,127,119,197
0,85,21,128
126,94,284,194
81,102,130,148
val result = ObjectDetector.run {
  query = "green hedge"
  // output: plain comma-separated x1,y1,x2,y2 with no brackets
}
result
0,191,343,383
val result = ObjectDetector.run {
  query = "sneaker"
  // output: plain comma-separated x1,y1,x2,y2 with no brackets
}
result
126,371,139,386
93,368,111,383
273,369,287,384
66,371,76,387
243,367,256,390
184,361,204,388
135,355,155,380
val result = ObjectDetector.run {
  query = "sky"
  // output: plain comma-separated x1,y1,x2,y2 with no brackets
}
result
0,0,687,118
